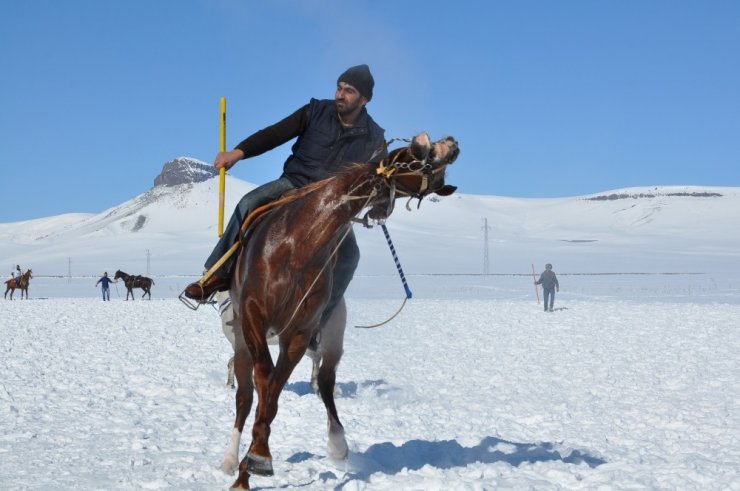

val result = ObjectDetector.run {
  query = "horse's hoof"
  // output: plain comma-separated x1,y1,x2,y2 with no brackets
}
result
328,434,349,461
246,453,274,476
219,457,238,475
229,477,250,489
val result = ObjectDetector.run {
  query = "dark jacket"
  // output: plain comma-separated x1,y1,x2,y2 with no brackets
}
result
236,98,386,187
96,276,114,288
536,270,559,290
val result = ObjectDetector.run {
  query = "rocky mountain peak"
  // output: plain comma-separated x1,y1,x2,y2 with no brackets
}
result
153,157,217,188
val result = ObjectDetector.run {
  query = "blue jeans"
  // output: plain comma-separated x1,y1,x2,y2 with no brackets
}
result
205,177,359,324
102,286,110,301
543,288,555,311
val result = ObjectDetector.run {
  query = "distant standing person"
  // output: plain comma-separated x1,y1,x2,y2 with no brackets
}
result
95,272,115,301
535,263,559,312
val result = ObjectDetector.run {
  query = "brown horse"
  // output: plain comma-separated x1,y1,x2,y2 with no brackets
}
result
4,269,33,300
221,133,459,489
113,270,154,300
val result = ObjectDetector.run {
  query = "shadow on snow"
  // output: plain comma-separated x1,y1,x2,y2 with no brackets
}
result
283,435,605,488
285,379,386,398
281,379,605,486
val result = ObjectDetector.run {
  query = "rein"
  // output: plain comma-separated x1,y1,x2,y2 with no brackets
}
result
355,224,413,329
277,190,377,337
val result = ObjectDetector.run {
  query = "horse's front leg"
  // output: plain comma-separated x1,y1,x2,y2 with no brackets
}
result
220,345,254,476
241,335,277,478
243,328,312,479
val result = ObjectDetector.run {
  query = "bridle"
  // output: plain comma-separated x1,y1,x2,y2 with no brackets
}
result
378,148,446,200
345,146,448,227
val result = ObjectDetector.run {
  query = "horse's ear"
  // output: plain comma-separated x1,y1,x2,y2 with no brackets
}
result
434,185,457,196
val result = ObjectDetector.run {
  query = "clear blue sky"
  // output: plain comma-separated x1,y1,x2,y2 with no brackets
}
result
2,0,739,222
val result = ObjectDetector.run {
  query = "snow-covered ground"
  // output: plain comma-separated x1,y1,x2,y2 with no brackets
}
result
2,176,739,488
1,275,738,490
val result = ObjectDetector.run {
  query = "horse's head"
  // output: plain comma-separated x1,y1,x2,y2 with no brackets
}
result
27,269,32,279
114,270,123,280
393,132,459,197
368,132,459,222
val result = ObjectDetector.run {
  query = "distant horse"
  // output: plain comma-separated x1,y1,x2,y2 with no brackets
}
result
220,133,459,489
4,269,33,300
113,270,154,300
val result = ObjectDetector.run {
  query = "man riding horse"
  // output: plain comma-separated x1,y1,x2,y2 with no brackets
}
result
5,267,32,300
183,64,386,329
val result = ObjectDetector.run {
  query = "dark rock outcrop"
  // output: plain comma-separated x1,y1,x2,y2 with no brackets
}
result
153,157,217,187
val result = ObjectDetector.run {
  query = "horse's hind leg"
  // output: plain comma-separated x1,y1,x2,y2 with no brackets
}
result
226,356,235,389
316,298,348,460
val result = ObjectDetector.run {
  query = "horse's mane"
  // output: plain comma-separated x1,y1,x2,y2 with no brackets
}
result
240,162,377,236
280,162,377,202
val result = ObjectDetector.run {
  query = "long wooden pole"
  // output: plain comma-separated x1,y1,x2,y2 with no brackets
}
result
218,97,227,237
531,263,540,304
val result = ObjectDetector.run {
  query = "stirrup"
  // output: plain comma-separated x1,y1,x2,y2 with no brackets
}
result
178,288,217,311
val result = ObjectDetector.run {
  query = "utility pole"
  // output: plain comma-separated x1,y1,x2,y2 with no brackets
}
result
146,249,151,275
482,218,491,275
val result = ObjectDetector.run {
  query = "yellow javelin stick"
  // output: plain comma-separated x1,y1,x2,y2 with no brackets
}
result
218,97,227,237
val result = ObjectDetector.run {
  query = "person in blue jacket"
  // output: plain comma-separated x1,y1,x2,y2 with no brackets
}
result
95,272,115,301
183,64,386,328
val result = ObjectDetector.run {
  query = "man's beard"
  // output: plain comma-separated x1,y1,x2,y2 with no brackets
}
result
335,98,361,117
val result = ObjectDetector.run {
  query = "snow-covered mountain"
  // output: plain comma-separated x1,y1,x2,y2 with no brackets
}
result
1,158,739,277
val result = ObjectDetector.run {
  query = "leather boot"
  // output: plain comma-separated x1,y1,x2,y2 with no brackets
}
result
184,274,229,301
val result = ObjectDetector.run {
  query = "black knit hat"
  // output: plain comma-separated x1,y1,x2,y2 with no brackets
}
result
337,64,374,101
